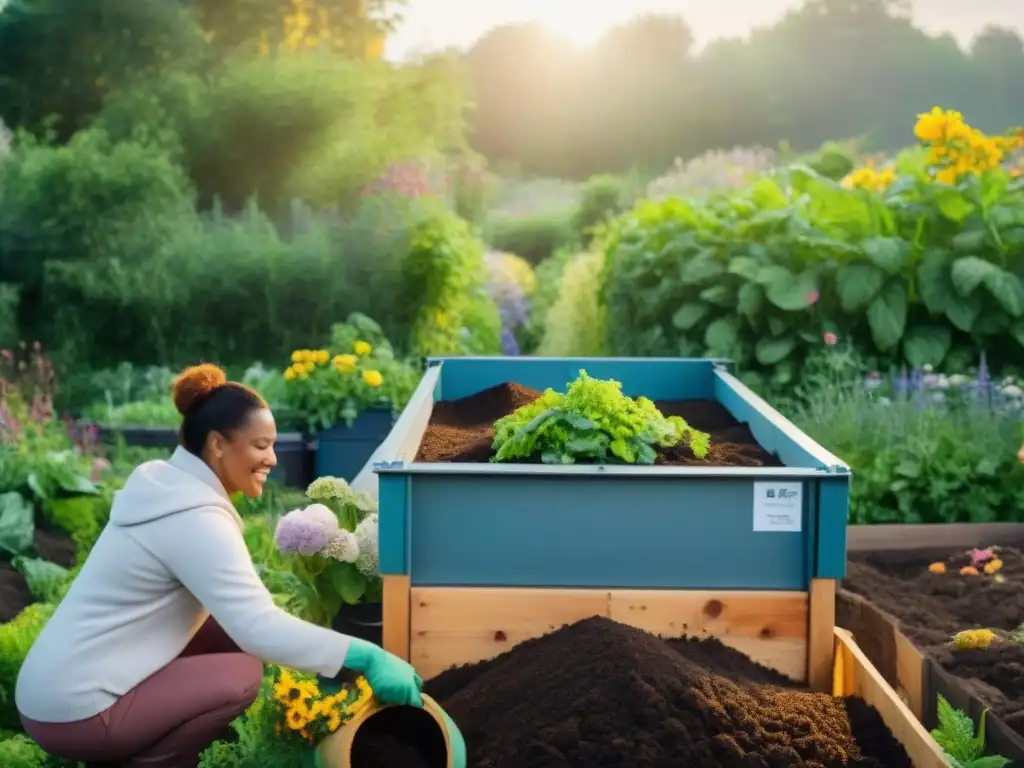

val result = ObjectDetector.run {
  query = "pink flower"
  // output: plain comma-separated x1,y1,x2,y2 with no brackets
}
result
969,547,995,568
823,332,838,345
807,290,820,305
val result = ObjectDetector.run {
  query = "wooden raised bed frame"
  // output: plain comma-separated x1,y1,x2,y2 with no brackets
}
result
840,522,1024,761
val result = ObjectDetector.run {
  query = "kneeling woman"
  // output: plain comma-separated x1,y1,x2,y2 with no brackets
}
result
16,364,422,767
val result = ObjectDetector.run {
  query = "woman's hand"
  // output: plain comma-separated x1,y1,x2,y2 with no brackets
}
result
343,638,424,707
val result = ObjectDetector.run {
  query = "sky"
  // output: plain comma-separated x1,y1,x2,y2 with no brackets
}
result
385,0,1024,59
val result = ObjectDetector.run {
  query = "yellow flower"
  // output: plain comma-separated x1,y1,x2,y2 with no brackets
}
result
314,349,330,365
285,705,311,730
274,671,303,704
333,353,357,372
951,628,998,650
984,558,1003,575
290,350,304,363
928,562,946,574
354,340,372,356
960,565,979,576
284,367,297,381
935,167,959,185
362,369,383,388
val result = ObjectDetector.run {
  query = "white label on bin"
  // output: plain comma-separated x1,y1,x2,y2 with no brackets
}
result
753,482,802,532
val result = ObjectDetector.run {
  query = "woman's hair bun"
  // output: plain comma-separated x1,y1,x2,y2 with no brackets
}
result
172,363,228,415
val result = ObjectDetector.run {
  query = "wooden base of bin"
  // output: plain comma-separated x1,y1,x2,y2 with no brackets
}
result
383,576,838,691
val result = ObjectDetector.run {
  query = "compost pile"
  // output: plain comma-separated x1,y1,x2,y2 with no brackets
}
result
354,617,910,768
844,547,1024,734
415,382,781,467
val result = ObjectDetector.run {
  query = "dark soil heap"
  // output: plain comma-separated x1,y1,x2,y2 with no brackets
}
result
415,382,781,467
844,547,1024,733
353,617,911,768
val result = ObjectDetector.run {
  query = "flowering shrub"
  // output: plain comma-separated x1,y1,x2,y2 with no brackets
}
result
274,476,381,622
601,108,1024,383
0,342,56,445
492,370,710,465
281,315,418,434
646,146,777,200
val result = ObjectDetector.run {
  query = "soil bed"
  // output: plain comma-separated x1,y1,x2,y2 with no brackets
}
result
844,546,1024,736
355,616,911,767
0,525,76,623
415,382,781,467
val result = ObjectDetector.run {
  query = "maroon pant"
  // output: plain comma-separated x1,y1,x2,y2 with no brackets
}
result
20,618,263,768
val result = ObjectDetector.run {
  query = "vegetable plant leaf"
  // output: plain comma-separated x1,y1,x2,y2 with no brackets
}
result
837,263,885,312
862,237,909,273
765,270,818,311
866,278,907,351
672,302,709,330
916,249,956,314
755,336,797,365
902,325,951,367
0,492,35,557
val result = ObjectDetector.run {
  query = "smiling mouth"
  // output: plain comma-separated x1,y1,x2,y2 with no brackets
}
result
252,470,270,482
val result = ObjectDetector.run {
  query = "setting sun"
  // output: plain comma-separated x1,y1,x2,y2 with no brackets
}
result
533,1,613,47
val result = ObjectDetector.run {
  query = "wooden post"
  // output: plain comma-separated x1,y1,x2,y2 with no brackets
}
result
382,574,411,660
808,578,836,691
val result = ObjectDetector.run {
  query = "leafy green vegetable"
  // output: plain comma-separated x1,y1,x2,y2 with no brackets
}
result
0,734,50,768
0,493,35,557
492,370,710,465
930,694,1010,768
11,557,69,603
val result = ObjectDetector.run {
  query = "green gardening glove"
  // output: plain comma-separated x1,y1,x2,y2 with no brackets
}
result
343,638,424,707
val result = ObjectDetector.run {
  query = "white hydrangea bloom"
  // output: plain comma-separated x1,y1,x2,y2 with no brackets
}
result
322,529,360,563
306,476,352,502
354,513,379,576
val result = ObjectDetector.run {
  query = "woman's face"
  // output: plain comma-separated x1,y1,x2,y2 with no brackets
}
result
208,408,278,498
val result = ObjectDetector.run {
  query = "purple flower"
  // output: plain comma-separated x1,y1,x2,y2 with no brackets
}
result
275,505,338,555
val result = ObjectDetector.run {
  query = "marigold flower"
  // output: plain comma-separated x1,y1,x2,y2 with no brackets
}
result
928,562,946,574
951,628,998,649
984,558,1003,575
333,354,357,371
314,349,330,365
353,340,372,356
960,566,979,576
362,369,383,388
284,366,297,381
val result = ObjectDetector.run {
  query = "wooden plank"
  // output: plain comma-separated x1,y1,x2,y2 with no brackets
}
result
410,587,610,679
608,588,808,682
807,578,836,691
410,587,811,683
847,522,1024,551
833,628,948,768
894,629,925,721
383,574,411,660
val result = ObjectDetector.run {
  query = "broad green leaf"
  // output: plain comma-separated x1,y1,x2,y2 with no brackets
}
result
916,249,956,314
836,263,885,312
973,308,1008,336
983,270,1024,317
946,294,983,332
950,256,996,296
951,229,986,254
728,256,762,281
12,556,69,602
672,302,709,330
1012,320,1024,348
767,315,788,336
699,285,732,306
750,177,788,209
329,563,368,605
765,270,818,311
756,264,791,286
755,336,797,365
862,237,909,273
737,282,763,320
866,278,907,351
902,325,951,367
980,170,1010,208
933,187,975,223
0,492,35,557
679,254,725,284
704,317,740,353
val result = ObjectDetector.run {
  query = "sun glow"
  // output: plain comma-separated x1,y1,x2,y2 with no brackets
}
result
531,1,617,48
